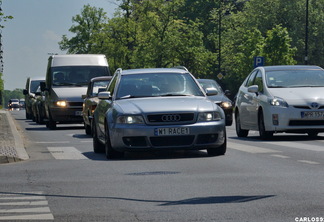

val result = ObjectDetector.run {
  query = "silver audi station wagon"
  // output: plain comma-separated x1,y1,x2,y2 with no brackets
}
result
92,67,227,159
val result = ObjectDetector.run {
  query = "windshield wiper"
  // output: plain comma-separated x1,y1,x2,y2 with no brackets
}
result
159,93,193,97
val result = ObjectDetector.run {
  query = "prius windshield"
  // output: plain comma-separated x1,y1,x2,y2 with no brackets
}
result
117,73,204,99
52,66,109,86
266,69,324,88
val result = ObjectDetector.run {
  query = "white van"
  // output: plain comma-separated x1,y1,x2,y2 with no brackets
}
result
40,54,111,129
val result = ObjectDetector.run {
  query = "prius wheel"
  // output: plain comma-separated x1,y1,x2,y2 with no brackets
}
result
235,112,248,137
207,130,227,156
92,120,105,153
258,111,273,140
105,125,124,159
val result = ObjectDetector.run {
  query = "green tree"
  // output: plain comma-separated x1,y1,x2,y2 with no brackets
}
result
58,4,107,54
263,25,297,65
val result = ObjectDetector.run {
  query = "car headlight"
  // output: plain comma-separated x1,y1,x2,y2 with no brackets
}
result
117,115,144,124
268,97,288,108
198,112,222,122
220,101,232,109
56,101,67,107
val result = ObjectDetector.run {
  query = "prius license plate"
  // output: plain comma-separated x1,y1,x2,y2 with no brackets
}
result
155,127,190,136
301,111,324,119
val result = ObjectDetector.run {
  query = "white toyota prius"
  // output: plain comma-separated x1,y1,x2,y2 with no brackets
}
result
234,65,324,139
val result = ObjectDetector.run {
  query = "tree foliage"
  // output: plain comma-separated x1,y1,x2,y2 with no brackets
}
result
59,0,324,94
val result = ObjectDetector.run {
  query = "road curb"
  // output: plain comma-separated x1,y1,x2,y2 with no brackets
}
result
1,111,29,163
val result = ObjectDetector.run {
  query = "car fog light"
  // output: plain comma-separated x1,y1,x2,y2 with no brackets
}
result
272,114,279,125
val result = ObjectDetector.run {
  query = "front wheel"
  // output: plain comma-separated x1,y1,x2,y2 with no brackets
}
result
207,130,227,156
235,112,248,137
105,125,124,159
258,111,273,140
92,120,105,153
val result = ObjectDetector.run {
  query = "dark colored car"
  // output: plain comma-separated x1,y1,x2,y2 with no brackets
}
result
197,79,233,126
82,76,112,135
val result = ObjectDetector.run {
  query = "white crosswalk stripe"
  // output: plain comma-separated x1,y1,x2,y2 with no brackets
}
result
48,147,87,160
0,192,54,220
228,140,322,165
228,141,281,154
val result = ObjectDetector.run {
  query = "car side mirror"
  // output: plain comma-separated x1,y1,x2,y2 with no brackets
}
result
23,89,28,95
81,95,86,99
205,87,218,96
225,90,231,96
40,82,48,91
98,91,111,100
247,85,259,93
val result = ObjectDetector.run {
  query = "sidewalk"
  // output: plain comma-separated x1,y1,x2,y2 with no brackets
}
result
0,109,29,164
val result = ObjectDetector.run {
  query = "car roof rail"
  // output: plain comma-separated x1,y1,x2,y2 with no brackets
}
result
173,66,188,71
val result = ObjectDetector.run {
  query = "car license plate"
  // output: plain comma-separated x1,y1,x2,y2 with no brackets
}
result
154,127,190,136
301,111,324,119
75,111,82,116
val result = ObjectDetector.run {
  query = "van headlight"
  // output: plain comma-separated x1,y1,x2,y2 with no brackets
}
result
268,97,288,108
56,101,67,107
117,115,144,124
198,112,222,122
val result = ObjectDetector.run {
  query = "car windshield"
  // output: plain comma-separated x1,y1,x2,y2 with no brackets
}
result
198,80,223,93
52,66,109,87
116,73,204,99
266,69,324,88
30,80,43,93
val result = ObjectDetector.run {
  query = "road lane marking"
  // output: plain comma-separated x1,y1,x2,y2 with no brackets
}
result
228,141,281,154
0,192,54,221
297,160,320,165
264,141,323,152
48,147,87,160
36,141,70,144
270,154,290,159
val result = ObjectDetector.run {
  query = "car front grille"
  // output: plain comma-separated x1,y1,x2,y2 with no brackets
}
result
293,106,324,110
289,120,324,126
147,113,195,124
150,136,194,147
68,102,84,107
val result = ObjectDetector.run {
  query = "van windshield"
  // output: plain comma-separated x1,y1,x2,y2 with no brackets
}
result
51,66,109,86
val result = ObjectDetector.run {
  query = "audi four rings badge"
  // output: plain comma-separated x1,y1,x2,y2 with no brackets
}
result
162,114,181,122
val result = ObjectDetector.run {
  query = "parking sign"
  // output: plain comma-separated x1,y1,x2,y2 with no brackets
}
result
254,56,265,68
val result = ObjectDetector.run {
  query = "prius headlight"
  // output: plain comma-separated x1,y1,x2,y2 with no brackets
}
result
268,97,288,108
198,112,222,122
117,115,144,124
56,101,67,107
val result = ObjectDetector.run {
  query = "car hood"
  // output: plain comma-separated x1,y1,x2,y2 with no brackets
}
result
52,87,87,102
207,94,232,103
115,96,216,114
268,87,324,104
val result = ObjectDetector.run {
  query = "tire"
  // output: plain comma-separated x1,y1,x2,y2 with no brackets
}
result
258,111,273,140
307,131,318,138
92,120,105,153
85,123,92,135
207,130,227,156
105,125,124,159
47,111,56,130
235,112,248,137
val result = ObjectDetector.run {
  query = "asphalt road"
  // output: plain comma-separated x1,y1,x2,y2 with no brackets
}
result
0,110,323,222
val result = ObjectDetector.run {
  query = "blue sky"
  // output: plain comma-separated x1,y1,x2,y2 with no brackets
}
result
2,0,118,90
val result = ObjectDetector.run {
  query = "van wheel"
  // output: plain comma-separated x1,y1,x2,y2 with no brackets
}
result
47,112,56,130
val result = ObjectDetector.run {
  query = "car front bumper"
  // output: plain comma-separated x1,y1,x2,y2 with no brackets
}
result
109,121,226,151
263,106,324,133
